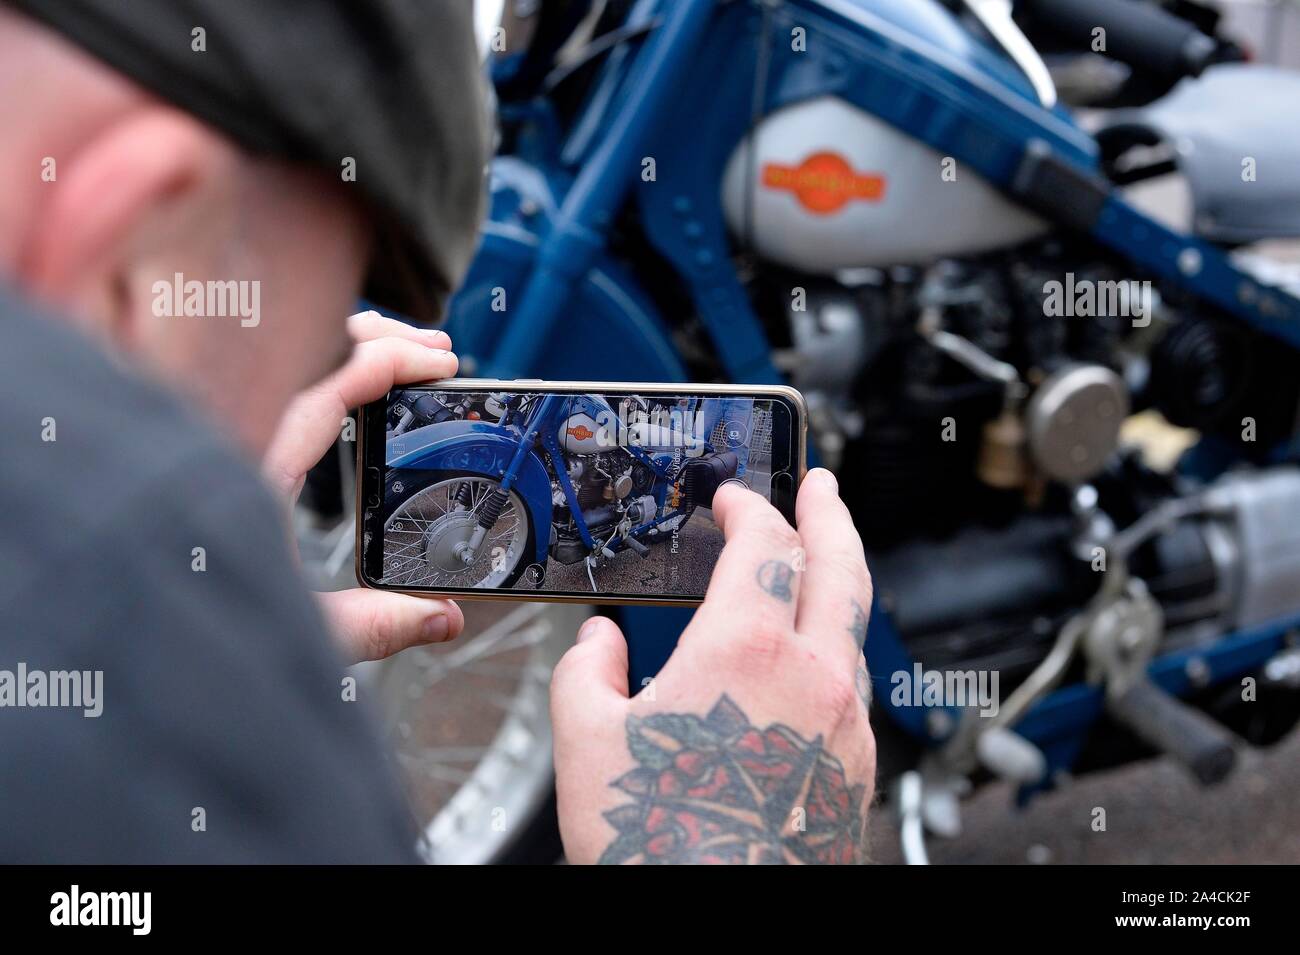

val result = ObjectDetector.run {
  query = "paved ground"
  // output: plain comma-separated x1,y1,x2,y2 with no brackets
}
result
515,461,772,598
868,730,1300,864
531,508,724,597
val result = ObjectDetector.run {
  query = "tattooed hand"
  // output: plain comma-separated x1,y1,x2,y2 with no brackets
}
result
551,468,876,864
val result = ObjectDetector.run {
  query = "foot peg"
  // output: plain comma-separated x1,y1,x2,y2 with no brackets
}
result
1106,677,1237,785
1083,580,1238,786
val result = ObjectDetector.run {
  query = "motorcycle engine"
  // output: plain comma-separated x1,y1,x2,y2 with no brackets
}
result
550,449,656,563
751,239,1300,734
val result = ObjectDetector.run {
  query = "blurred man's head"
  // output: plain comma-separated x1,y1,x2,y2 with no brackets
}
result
0,1,487,454
0,6,369,453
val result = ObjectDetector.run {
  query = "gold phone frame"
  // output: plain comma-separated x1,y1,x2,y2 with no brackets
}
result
355,379,808,606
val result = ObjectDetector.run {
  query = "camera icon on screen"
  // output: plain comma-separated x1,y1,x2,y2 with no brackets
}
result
720,419,748,449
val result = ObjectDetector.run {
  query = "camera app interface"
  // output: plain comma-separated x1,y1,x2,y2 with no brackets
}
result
379,389,782,597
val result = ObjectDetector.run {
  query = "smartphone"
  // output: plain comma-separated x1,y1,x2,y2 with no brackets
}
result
356,380,807,605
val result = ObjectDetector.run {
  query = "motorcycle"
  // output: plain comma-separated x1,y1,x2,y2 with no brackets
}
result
381,388,741,592
337,0,1300,862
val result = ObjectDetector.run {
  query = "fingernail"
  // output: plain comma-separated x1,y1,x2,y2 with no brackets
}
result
423,329,450,348
424,613,450,642
577,618,602,643
810,467,838,491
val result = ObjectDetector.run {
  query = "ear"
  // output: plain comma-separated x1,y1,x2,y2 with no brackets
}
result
18,107,232,342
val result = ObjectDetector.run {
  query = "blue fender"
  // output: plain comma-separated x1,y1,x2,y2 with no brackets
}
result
387,421,553,567
442,158,689,383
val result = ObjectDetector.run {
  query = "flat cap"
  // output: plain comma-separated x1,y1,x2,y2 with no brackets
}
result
9,0,491,320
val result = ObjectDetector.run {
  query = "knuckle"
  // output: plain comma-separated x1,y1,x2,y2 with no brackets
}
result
550,641,602,696
770,521,802,557
815,671,861,732
549,649,611,728
751,514,800,560
827,550,872,594
379,336,422,369
549,643,584,693
721,620,790,677
859,725,878,786
354,337,390,363
363,603,396,660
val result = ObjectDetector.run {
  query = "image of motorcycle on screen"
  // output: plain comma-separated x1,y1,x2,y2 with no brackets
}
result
380,389,771,594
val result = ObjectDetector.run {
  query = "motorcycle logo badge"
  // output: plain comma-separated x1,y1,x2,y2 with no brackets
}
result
761,151,886,214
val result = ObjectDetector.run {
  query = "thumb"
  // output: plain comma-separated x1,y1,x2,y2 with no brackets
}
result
317,589,464,664
550,616,630,727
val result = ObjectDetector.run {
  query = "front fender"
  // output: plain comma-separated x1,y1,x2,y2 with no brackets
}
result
387,421,553,566
443,158,688,383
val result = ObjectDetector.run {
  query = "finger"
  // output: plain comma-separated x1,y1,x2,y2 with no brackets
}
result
320,335,459,411
692,482,802,638
793,468,873,667
347,309,452,350
263,336,458,498
550,616,631,728
549,616,632,866
317,588,464,664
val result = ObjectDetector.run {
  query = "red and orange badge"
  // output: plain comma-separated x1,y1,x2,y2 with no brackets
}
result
761,151,886,214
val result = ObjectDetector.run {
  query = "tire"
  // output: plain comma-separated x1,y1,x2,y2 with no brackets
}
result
367,599,582,864
383,468,536,591
297,455,572,863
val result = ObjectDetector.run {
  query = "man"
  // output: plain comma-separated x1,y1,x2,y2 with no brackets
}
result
0,0,875,863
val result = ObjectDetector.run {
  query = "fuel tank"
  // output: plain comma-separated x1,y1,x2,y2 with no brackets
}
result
720,96,1048,273
557,394,620,454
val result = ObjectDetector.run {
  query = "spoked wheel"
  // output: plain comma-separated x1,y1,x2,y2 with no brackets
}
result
369,600,581,863
297,448,571,864
383,472,533,590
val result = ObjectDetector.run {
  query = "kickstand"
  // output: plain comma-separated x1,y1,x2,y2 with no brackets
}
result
585,556,599,593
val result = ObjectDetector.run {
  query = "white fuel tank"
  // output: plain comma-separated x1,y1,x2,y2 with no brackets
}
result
721,96,1047,272
558,411,616,454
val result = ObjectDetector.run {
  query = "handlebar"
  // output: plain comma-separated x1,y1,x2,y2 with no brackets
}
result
1019,0,1218,83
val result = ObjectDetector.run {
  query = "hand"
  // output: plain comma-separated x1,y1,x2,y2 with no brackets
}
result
550,468,876,864
263,311,465,664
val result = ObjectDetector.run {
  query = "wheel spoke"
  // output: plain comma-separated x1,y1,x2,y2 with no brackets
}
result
384,475,528,588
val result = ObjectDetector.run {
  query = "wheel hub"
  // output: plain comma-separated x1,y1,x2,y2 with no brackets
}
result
423,511,480,573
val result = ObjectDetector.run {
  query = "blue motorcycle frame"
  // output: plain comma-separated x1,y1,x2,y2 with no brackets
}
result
389,391,713,577
432,0,1300,794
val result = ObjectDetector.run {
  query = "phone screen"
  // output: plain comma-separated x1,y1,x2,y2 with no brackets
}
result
358,384,803,602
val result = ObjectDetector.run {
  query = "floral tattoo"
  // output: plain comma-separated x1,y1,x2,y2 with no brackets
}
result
599,695,867,864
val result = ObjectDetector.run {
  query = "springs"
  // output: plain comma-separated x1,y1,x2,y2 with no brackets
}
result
454,483,474,508
477,486,510,529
